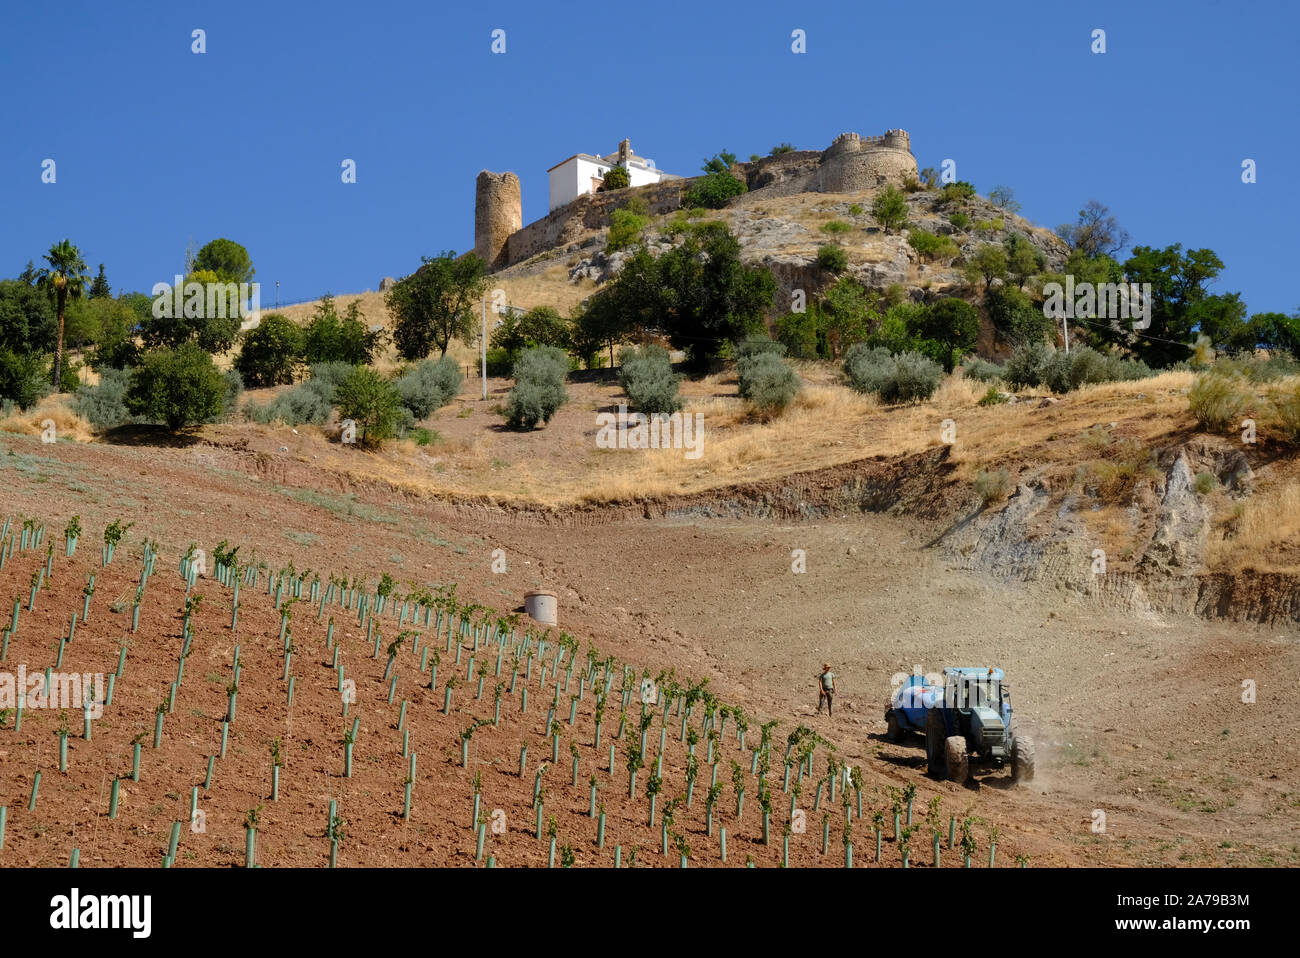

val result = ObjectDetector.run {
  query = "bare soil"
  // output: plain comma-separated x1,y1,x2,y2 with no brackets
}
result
1,420,1296,868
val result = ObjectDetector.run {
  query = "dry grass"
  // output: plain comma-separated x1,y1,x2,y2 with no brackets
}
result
0,396,96,443
1207,481,1300,573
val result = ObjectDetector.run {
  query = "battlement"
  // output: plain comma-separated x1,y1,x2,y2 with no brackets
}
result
825,129,912,156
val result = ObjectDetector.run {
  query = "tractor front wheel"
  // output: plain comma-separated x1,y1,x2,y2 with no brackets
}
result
944,737,969,784
885,709,905,743
925,709,947,776
1011,734,1036,784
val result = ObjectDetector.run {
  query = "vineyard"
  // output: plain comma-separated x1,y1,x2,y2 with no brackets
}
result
0,512,1022,868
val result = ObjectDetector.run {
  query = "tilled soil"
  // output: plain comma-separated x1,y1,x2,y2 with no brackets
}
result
1,428,1296,867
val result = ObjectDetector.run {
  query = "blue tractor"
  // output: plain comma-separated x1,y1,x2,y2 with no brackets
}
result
883,667,1035,785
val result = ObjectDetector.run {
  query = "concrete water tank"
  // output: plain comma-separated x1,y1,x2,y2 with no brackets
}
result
524,590,557,626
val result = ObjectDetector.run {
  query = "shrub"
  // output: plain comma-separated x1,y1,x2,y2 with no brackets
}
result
949,212,971,230
235,313,302,387
74,367,136,429
977,386,1009,406
1273,382,1300,443
505,345,569,430
821,220,852,235
908,229,959,263
843,345,942,403
736,351,799,417
870,186,909,233
334,366,403,447
394,356,463,419
211,370,244,424
607,208,648,251
883,352,944,404
843,344,896,396
1039,347,1153,394
1213,351,1300,383
733,336,787,363
815,244,848,274
1002,342,1052,390
962,356,1005,383
0,349,51,410
126,343,227,431
1089,439,1157,501
683,171,747,210
848,203,864,216
618,345,682,415
601,166,630,190
1193,471,1217,495
974,468,1012,505
938,181,977,207
1188,374,1252,431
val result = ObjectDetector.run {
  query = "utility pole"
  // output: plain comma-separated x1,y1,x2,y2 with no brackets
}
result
481,298,488,399
1062,315,1070,354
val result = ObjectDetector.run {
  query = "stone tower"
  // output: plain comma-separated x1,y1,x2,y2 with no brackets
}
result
474,170,522,270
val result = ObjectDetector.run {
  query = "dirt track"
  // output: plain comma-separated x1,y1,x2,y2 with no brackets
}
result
1,426,1297,867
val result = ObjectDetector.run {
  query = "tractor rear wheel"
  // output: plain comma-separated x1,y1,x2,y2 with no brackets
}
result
925,709,947,776
885,709,905,743
944,736,969,784
1011,733,1036,784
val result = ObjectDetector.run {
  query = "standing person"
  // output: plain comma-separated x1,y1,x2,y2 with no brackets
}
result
817,663,837,716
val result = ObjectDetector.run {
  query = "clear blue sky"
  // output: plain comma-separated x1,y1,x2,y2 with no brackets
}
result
2,0,1296,314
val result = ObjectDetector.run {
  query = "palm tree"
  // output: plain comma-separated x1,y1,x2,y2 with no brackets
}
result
36,239,88,388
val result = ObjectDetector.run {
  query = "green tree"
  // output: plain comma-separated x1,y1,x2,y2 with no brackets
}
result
0,279,56,354
985,285,1053,346
89,264,111,299
492,306,572,361
617,223,774,370
335,365,403,447
701,151,737,174
962,245,1008,295
194,238,255,285
913,298,980,371
684,172,747,210
386,252,489,360
35,239,88,387
139,269,243,354
235,313,302,387
302,294,382,365
126,343,227,431
1003,233,1044,288
85,296,143,370
1122,244,1230,366
871,186,908,233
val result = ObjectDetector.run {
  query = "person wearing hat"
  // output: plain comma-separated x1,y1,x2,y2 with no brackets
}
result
817,663,837,716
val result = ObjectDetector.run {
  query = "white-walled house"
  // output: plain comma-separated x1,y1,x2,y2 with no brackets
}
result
546,139,679,211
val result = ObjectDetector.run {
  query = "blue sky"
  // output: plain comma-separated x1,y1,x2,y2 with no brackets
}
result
2,0,1296,314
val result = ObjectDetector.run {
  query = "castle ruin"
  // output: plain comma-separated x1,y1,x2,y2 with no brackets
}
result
474,129,917,272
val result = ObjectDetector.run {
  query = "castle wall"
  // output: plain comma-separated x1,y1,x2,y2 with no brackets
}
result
504,178,690,267
815,147,917,192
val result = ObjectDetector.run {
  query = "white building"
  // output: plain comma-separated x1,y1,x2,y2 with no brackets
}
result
546,139,679,212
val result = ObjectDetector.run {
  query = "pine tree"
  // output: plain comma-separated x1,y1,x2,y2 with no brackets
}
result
89,264,111,299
